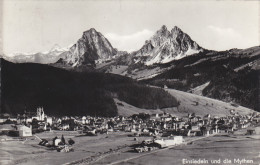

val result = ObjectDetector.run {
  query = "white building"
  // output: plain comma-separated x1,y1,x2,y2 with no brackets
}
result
18,125,32,137
155,136,183,147
82,116,87,124
46,117,53,125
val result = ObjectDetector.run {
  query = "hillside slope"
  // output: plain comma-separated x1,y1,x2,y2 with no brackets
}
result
0,59,178,116
116,88,255,117
143,46,260,112
165,88,255,116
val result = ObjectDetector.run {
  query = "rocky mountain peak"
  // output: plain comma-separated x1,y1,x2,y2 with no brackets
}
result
83,28,98,37
59,28,117,67
159,25,168,33
171,26,183,39
155,25,170,37
172,26,182,33
81,28,100,41
150,25,171,47
134,25,204,65
89,28,97,32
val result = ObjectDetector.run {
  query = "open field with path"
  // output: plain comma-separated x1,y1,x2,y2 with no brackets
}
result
1,128,259,165
94,128,260,165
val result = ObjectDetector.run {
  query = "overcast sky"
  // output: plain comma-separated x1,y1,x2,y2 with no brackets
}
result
2,0,259,55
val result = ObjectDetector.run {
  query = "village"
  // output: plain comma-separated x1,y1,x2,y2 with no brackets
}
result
1,107,260,153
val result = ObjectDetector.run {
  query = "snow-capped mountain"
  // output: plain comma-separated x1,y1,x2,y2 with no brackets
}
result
133,25,204,65
59,28,118,67
46,44,71,55
4,44,69,64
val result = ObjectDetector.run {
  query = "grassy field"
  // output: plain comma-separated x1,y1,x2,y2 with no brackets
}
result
93,128,260,165
0,131,151,165
1,128,259,165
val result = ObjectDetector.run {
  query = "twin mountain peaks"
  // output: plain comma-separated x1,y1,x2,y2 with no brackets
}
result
59,25,204,67
5,25,204,67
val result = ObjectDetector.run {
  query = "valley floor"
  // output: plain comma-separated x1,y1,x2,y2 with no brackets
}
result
0,131,153,165
0,89,257,165
94,129,260,165
0,128,259,165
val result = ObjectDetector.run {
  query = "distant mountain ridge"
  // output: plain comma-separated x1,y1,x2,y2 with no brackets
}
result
3,44,70,64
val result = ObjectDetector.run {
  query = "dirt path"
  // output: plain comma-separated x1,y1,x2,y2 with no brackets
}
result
63,134,217,165
63,144,129,165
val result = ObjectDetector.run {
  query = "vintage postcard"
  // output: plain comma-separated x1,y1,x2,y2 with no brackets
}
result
0,0,259,164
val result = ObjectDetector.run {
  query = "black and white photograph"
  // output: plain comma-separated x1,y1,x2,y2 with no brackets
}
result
0,0,260,164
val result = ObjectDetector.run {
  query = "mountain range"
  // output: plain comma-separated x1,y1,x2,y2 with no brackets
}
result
4,25,204,67
1,25,260,115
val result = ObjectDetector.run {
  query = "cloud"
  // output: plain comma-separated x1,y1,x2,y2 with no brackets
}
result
105,29,154,52
207,25,240,37
206,25,244,50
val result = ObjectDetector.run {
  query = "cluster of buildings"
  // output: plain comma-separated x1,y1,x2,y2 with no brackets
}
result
0,107,260,138
90,112,260,137
0,107,52,137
